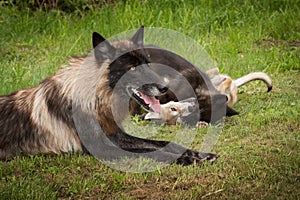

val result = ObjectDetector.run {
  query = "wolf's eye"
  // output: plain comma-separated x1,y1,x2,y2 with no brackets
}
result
170,107,177,111
129,66,136,71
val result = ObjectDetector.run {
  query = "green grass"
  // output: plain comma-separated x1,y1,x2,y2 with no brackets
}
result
0,0,300,199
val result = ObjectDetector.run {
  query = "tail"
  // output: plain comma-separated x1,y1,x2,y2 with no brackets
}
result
234,72,272,92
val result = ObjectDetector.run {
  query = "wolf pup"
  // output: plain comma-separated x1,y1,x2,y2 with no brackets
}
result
144,99,210,128
0,27,218,165
206,68,272,107
144,98,197,125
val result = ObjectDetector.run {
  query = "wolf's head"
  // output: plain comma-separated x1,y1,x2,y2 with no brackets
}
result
92,27,167,114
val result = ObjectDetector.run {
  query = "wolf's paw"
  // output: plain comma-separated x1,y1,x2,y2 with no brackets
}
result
176,150,219,166
196,121,209,128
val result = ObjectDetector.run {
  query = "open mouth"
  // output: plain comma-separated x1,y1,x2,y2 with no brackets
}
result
131,88,161,113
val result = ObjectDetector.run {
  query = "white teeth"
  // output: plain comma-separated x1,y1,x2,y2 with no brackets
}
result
132,88,142,98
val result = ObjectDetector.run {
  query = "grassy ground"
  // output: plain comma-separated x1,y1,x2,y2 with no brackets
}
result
0,0,300,199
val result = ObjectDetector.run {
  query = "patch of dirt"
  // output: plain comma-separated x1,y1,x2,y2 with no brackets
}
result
126,186,164,199
256,39,300,48
124,172,224,199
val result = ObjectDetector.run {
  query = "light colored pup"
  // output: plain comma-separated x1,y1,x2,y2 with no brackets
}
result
206,68,272,107
144,98,197,125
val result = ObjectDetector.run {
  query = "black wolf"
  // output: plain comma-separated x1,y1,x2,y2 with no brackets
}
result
130,39,239,124
0,27,218,165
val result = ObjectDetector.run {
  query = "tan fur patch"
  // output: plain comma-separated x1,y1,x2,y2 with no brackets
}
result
31,85,82,153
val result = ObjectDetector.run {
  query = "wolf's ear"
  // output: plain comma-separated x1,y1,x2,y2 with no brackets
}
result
206,67,219,78
131,26,144,46
92,32,106,48
179,97,197,105
144,112,162,120
92,32,115,62
226,106,239,116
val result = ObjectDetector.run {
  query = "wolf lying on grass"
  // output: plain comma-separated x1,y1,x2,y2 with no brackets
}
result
0,27,223,165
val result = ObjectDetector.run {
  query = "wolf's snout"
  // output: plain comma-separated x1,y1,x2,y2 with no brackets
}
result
139,83,168,96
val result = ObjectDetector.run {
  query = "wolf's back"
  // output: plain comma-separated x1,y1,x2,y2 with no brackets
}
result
0,67,84,160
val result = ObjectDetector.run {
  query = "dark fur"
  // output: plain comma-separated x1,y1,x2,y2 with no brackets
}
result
0,27,218,165
130,47,239,124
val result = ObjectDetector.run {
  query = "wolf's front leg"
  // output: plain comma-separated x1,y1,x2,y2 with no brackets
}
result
109,130,219,166
74,108,218,166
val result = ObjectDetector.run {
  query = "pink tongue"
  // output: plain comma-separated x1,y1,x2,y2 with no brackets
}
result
140,93,161,113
